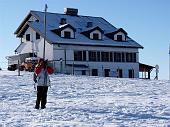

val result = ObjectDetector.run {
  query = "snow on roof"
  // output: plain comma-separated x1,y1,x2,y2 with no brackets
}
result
16,10,143,48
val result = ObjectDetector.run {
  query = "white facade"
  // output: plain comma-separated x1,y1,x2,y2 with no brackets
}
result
53,44,139,78
16,27,53,61
15,28,140,78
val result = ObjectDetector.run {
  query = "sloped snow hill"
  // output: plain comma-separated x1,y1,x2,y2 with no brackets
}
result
0,70,170,127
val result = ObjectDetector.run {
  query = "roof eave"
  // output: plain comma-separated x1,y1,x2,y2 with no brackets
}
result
14,11,32,35
27,22,52,44
14,10,40,35
52,42,144,49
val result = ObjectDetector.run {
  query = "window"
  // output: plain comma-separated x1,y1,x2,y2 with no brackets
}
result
26,34,30,41
126,53,132,62
117,35,122,41
74,51,82,61
36,32,40,40
89,51,97,61
92,69,98,76
93,33,99,40
126,53,136,62
64,31,71,38
114,52,122,62
74,51,86,61
101,52,109,62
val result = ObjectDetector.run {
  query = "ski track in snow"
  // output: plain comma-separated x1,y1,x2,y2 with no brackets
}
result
0,70,170,127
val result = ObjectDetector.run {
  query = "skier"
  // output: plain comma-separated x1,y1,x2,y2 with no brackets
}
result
34,58,54,109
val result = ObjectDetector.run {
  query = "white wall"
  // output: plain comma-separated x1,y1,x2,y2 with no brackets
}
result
18,27,36,54
37,39,53,60
17,27,53,60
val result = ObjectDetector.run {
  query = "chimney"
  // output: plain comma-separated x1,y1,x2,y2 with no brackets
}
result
64,8,78,16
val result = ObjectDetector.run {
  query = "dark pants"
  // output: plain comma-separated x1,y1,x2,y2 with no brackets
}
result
35,86,48,109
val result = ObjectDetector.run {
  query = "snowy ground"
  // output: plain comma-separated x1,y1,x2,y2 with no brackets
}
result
0,70,170,127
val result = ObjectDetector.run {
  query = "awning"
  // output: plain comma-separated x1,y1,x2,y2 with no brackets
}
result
139,63,155,72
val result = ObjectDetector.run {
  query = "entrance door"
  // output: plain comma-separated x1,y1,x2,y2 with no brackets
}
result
117,69,123,78
82,70,86,75
92,69,98,76
129,69,134,78
104,69,110,77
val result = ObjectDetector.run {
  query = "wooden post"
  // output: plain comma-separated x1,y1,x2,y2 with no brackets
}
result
72,62,74,75
148,70,150,79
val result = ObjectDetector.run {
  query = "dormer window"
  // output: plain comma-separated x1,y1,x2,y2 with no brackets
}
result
105,28,127,42
115,33,125,41
52,24,76,39
64,31,71,38
90,30,102,40
81,26,103,40
93,33,99,40
117,35,122,41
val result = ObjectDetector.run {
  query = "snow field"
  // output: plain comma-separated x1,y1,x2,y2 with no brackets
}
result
0,70,170,127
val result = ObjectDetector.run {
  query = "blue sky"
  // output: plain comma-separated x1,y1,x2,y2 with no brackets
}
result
0,0,170,79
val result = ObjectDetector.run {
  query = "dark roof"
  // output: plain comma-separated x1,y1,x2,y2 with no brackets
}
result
105,28,127,40
58,24,76,31
81,26,104,39
113,28,127,35
139,63,155,71
81,26,104,34
51,24,76,36
14,10,143,49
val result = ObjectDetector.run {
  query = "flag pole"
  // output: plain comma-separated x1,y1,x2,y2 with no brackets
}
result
169,43,170,80
43,4,48,60
43,4,48,86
